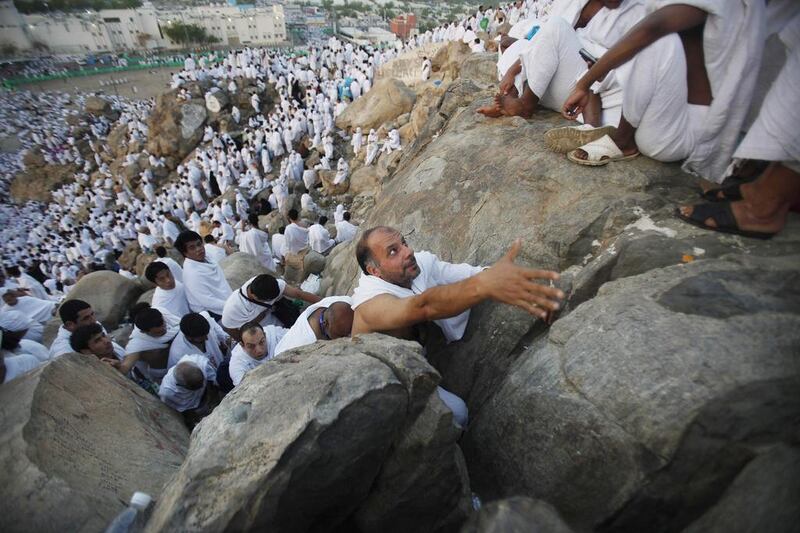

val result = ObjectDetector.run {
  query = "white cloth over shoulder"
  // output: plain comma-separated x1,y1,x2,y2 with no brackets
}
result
158,354,217,412
2,354,43,383
2,295,55,324
155,257,184,283
229,325,287,386
182,258,232,315
351,251,484,342
151,282,192,318
221,276,286,329
168,311,227,369
125,308,181,355
275,296,352,356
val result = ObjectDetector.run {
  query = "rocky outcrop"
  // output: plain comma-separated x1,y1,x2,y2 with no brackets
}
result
432,41,472,82
461,497,574,533
336,78,416,132
459,53,498,88
319,70,800,530
219,251,273,289
64,271,143,329
0,353,189,533
146,334,471,532
146,93,207,168
10,148,79,203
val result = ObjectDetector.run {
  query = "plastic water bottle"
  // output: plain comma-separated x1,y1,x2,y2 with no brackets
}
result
104,492,152,533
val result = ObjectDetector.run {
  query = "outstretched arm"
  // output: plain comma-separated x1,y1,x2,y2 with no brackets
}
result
562,5,708,119
352,240,564,334
284,285,322,304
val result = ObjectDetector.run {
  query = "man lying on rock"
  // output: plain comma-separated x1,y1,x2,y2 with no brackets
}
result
350,226,563,428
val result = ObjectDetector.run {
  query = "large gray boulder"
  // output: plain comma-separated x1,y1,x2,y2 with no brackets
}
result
0,354,189,533
145,334,471,532
319,74,800,530
459,53,498,87
62,271,143,329
147,95,207,166
463,254,800,529
336,78,416,132
219,251,274,290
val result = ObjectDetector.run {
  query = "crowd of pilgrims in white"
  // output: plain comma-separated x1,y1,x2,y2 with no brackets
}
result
0,1,556,423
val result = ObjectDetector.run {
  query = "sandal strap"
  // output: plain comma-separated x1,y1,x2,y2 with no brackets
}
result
578,135,623,161
689,201,736,228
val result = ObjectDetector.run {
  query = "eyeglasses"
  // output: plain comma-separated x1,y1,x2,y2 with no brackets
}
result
318,307,331,340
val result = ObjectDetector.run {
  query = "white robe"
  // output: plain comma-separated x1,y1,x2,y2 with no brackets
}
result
221,276,287,329
308,224,335,253
2,354,43,383
239,228,277,271
351,251,484,343
182,258,232,316
228,325,287,386
151,282,192,318
653,0,766,183
167,312,227,369
2,296,55,324
274,296,352,356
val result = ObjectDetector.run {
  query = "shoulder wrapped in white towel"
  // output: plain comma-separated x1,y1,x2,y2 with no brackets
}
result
275,296,352,356
351,251,484,343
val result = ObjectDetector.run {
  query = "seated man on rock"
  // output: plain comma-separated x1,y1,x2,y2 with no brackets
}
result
335,212,358,244
274,296,354,357
175,230,232,319
121,304,181,383
308,216,336,255
70,322,158,395
228,321,288,387
50,299,100,358
145,261,191,318
479,0,644,126
559,1,763,170
677,9,800,238
168,312,229,371
221,273,320,339
351,227,563,428
0,310,51,363
1,287,57,337
159,353,220,429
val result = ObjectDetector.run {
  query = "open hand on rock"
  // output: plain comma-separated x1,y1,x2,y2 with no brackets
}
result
478,239,564,320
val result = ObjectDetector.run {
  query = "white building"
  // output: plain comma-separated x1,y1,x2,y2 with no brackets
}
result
0,0,287,55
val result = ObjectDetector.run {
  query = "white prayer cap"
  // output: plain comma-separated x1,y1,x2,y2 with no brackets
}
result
0,310,33,332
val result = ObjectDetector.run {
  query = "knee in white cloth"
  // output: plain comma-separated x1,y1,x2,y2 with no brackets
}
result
437,386,469,428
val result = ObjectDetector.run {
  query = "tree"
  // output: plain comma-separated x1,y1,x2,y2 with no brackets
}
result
162,22,219,46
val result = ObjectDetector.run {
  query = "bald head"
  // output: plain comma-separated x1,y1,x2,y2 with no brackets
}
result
327,301,354,339
175,362,205,391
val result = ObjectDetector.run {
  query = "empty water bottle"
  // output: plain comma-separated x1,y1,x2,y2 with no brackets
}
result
104,492,152,533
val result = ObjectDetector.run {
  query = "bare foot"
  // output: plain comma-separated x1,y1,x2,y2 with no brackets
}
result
477,100,504,118
496,94,534,118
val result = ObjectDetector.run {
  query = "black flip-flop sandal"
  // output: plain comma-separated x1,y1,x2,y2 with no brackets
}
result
674,202,775,240
701,183,744,202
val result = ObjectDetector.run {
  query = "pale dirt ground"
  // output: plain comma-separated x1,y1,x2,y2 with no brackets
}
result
14,65,176,100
